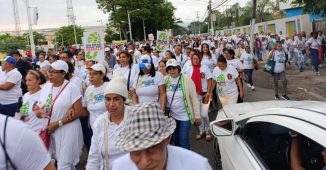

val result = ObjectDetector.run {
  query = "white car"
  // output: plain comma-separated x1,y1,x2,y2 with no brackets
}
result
210,101,326,170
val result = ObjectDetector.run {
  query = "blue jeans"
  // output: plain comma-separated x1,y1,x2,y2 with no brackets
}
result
310,48,320,72
0,103,19,117
245,69,254,86
171,119,191,150
256,49,263,61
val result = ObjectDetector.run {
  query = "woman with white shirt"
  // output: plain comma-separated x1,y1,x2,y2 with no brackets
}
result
307,32,322,75
34,60,84,169
210,56,244,106
183,52,213,141
86,76,130,170
36,54,50,70
131,55,166,110
20,70,47,133
201,43,217,73
113,51,139,96
165,59,202,150
240,46,255,91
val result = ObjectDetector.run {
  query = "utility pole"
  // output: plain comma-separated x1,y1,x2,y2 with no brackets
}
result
12,0,21,35
25,0,35,58
66,0,77,45
249,0,257,54
143,19,146,41
196,11,200,35
209,0,214,36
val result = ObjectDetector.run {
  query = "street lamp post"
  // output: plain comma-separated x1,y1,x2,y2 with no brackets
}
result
127,9,140,41
25,0,35,58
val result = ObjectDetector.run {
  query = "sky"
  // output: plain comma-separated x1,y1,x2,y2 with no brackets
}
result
0,0,248,32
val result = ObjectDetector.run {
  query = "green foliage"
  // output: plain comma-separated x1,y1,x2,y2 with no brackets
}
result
0,34,27,54
104,26,121,43
54,25,84,46
96,0,178,41
23,32,46,45
292,0,326,17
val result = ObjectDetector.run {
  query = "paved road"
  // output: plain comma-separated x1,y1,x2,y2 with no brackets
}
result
77,83,279,170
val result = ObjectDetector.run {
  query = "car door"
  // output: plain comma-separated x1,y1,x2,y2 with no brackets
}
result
236,115,326,170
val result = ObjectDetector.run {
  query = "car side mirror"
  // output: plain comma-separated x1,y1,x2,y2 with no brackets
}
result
210,118,235,137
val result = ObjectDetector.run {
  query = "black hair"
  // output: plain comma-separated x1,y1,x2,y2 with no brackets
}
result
226,49,235,59
217,55,227,64
27,70,47,85
118,51,133,68
222,48,228,53
201,43,212,59
276,40,282,45
143,45,152,54
165,50,176,59
48,54,59,61
63,50,73,58
65,61,74,80
139,56,156,77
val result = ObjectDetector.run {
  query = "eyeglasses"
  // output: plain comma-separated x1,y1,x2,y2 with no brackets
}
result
48,70,63,74
167,67,178,71
88,72,101,76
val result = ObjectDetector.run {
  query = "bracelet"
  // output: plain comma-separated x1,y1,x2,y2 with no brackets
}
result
58,120,63,127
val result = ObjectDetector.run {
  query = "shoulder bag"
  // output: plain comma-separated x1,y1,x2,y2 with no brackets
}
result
39,82,69,150
165,75,181,117
263,52,275,74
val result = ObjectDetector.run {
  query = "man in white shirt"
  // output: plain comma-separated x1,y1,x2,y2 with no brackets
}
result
0,56,22,117
112,102,212,170
0,114,55,170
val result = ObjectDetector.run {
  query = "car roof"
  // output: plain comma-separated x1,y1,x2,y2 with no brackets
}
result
221,100,326,129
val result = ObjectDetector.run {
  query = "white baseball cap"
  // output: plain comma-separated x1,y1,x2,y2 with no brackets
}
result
90,63,106,74
165,59,180,72
104,47,111,52
51,60,68,73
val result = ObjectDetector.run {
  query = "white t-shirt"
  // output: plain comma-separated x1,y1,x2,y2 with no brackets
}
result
293,39,305,53
0,68,22,105
240,52,254,69
307,37,322,50
113,64,139,90
20,91,47,133
272,50,286,73
133,72,165,103
183,65,212,92
83,82,109,129
36,60,50,68
166,76,188,121
86,109,130,170
70,76,83,93
0,115,51,170
201,54,217,72
227,59,244,71
38,81,83,165
112,145,212,170
152,55,162,70
213,65,239,97
175,54,188,67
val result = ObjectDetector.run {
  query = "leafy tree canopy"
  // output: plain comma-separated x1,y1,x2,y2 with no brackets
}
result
0,34,27,54
54,25,84,47
96,0,180,40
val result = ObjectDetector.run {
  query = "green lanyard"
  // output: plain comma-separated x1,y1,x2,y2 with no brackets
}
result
166,74,194,123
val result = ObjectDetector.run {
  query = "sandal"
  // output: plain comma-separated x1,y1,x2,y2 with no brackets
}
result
195,133,205,140
205,134,212,142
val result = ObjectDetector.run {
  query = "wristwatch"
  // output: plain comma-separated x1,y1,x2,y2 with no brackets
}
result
58,120,63,127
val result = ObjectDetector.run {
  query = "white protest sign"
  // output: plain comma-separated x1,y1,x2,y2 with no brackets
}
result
156,31,169,52
82,31,105,61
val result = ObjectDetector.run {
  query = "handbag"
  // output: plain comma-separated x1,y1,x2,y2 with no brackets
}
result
165,75,181,117
39,82,69,149
263,52,275,74
253,58,259,70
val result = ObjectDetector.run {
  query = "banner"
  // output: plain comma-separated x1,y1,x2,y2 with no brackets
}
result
82,31,105,61
156,31,169,52
112,40,127,45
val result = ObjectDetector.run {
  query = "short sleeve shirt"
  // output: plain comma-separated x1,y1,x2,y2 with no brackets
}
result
133,72,165,103
212,65,239,97
0,68,22,105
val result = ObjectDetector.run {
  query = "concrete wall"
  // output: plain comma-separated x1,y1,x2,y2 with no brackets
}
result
216,14,313,36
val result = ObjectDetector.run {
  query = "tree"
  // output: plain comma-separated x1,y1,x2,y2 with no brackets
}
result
0,34,27,54
23,32,46,46
96,0,179,41
172,25,189,36
291,0,326,17
104,26,121,43
54,25,84,47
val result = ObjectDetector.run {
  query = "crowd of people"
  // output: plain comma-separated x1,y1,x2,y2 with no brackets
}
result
0,29,325,170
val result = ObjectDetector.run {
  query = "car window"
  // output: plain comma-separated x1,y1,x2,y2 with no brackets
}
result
240,122,325,170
